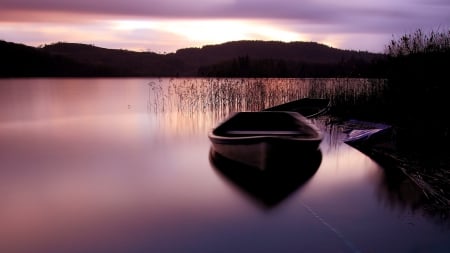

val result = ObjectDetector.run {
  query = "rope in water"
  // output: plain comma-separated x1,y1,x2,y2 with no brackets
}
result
300,200,361,253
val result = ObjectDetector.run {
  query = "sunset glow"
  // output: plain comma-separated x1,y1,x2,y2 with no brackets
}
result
0,0,449,53
113,19,306,49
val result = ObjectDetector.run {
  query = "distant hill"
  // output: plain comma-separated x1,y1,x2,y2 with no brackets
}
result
0,40,106,77
40,43,185,76
1,40,386,77
175,40,378,65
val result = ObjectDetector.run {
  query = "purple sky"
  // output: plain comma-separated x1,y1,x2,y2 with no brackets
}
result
0,0,449,53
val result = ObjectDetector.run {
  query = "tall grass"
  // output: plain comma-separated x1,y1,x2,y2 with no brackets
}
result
386,28,450,57
382,28,450,138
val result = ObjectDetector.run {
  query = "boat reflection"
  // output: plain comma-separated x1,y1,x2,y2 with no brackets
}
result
209,148,322,209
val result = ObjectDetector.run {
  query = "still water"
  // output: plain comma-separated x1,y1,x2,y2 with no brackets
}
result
0,78,448,253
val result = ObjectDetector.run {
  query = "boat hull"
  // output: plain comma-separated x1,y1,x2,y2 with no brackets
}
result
208,111,323,170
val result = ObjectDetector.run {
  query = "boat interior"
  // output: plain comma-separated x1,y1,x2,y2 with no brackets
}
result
214,112,318,137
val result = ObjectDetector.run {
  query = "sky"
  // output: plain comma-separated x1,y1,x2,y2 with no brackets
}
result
0,0,449,54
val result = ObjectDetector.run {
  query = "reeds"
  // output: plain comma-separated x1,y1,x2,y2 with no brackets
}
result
145,77,388,136
147,77,387,119
386,28,450,57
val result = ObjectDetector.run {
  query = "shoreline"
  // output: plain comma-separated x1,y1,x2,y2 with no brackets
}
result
332,116,450,220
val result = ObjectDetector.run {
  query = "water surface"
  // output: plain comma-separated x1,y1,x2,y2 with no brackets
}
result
0,78,448,253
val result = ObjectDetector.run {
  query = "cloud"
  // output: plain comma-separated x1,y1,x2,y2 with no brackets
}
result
0,0,449,53
1,0,448,28
0,0,234,18
0,0,417,20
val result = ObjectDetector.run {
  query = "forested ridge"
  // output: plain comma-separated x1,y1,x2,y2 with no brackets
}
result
0,40,384,77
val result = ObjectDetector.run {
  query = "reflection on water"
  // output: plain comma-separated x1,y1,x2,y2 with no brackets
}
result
319,117,450,227
210,148,322,209
374,155,450,228
0,78,449,253
375,163,425,210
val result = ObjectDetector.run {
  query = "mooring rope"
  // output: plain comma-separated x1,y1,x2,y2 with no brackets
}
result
300,200,361,253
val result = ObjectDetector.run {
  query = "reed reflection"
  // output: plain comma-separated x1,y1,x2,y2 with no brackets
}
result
372,152,450,228
209,148,322,209
341,119,450,227
309,117,450,227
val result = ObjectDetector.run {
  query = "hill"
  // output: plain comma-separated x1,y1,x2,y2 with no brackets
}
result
0,40,110,77
40,43,185,76
176,40,377,65
1,40,385,77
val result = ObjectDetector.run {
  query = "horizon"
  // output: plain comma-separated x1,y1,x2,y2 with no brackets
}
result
1,1,449,54
5,38,384,55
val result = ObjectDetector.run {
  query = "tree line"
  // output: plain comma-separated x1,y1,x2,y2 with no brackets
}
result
197,55,382,78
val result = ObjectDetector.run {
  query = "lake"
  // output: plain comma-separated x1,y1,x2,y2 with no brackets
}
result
0,78,449,253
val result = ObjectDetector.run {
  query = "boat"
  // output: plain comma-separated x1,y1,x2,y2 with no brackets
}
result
208,111,323,170
263,98,330,118
344,128,390,144
342,119,392,144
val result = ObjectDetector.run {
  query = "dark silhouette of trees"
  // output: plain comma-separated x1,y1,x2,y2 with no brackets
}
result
0,40,383,77
198,55,379,77
380,28,450,145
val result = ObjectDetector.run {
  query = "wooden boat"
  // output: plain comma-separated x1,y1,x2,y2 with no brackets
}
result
263,98,330,118
208,111,323,170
